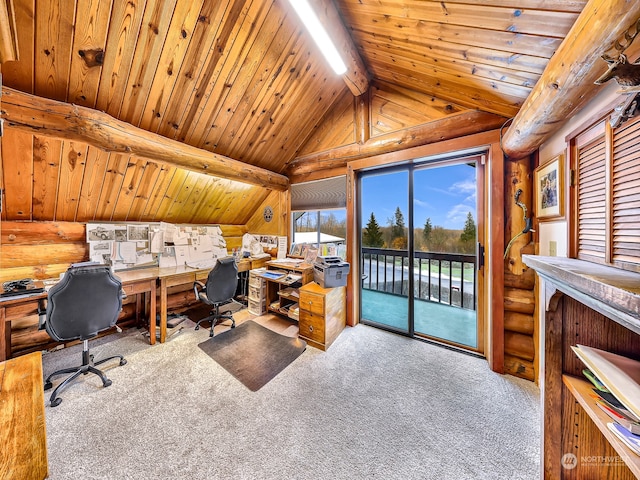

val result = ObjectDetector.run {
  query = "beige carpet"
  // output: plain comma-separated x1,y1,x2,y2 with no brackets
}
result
41,310,540,480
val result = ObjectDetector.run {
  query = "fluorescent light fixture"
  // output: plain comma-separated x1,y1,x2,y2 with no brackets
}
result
287,0,347,75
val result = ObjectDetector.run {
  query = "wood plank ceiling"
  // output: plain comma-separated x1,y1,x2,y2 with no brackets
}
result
0,0,588,225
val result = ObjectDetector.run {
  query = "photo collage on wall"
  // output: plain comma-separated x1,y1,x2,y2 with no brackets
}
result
86,222,227,270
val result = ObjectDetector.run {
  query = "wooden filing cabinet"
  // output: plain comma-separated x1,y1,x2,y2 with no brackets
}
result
298,282,346,351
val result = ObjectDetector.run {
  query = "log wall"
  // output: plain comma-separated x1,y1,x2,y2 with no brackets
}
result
503,156,537,381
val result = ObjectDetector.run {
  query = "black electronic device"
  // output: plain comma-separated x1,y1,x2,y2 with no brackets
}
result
0,278,45,298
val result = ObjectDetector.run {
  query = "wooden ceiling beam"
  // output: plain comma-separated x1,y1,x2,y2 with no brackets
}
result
313,0,370,96
502,0,640,158
287,110,506,176
0,87,289,191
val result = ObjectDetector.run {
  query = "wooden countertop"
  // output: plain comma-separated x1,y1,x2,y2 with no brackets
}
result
0,351,48,479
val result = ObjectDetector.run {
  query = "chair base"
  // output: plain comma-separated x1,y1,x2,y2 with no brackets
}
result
44,339,126,407
194,304,236,337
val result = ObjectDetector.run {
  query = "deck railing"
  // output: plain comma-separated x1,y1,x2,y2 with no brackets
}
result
361,248,477,310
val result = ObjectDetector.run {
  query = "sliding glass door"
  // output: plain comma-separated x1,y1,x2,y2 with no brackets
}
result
360,169,409,333
359,157,483,353
412,162,478,348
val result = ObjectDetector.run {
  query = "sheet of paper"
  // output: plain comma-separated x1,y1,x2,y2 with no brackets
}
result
113,241,137,264
159,247,177,268
174,246,190,265
277,236,287,259
149,230,164,253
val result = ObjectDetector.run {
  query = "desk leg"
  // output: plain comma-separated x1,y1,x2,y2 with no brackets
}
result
0,309,8,362
159,280,167,343
148,284,157,345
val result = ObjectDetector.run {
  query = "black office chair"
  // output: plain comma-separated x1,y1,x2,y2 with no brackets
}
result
41,265,127,407
193,257,240,337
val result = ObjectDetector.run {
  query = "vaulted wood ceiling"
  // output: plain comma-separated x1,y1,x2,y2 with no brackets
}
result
0,0,616,225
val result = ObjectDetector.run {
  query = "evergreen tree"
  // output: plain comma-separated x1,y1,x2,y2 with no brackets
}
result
460,212,476,253
391,207,406,240
422,217,433,244
362,212,384,247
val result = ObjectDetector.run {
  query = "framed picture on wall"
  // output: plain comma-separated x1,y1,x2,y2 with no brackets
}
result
535,153,564,220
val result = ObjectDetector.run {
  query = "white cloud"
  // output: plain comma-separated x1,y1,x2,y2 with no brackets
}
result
445,204,473,228
450,179,475,194
414,198,430,208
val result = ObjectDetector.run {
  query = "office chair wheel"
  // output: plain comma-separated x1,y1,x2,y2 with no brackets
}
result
195,325,200,331
50,397,62,407
119,359,127,366
44,381,53,390
104,379,112,387
209,331,214,337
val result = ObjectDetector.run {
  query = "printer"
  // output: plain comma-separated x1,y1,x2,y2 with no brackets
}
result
313,256,350,288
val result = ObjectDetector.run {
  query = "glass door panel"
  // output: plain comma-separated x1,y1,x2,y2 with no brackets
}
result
412,162,478,348
360,170,409,333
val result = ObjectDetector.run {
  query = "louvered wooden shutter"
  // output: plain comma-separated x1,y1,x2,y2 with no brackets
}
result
576,128,607,264
612,115,640,270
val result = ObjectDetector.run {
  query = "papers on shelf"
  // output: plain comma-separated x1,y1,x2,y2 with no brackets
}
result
572,344,640,421
260,270,287,280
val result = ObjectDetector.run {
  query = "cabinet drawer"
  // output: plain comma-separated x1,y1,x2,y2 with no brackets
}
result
299,311,325,344
299,292,324,316
249,284,265,300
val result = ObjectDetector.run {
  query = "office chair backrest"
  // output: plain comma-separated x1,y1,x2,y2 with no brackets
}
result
46,265,123,342
205,257,238,304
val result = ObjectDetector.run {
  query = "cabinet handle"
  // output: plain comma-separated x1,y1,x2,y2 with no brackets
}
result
309,325,313,332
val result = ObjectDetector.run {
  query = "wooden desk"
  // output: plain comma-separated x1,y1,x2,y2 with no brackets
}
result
0,257,267,358
0,351,48,480
0,272,157,361
114,269,158,345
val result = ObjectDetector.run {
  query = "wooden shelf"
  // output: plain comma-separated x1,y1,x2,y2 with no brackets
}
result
522,255,640,335
563,375,640,477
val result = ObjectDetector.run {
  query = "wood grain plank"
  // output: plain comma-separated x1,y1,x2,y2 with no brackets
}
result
55,141,87,221
375,65,522,118
127,161,163,221
110,157,148,221
32,135,61,221
197,0,287,151
338,0,587,14
95,0,145,116
1,129,33,220
94,153,128,220
75,148,109,222
139,0,207,133
66,0,113,107
1,0,34,92
184,0,268,148
178,0,255,145
119,0,178,125
141,165,175,221
34,0,76,100
0,352,48,480
339,1,578,38
206,19,303,156
297,89,355,156
152,168,189,221
355,30,548,75
162,0,243,142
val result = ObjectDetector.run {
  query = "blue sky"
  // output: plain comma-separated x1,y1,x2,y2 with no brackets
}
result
361,163,476,230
